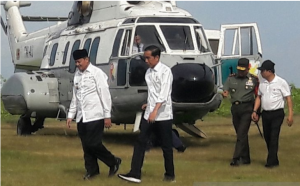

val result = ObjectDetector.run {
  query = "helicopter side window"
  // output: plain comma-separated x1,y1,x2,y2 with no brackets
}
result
160,26,194,50
117,59,127,86
83,38,92,54
194,26,210,53
62,42,70,65
121,29,132,56
135,26,165,52
89,37,100,65
49,43,58,66
129,57,148,86
69,40,81,73
112,29,124,57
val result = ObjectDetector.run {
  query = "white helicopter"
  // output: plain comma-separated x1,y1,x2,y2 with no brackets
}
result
1,1,262,137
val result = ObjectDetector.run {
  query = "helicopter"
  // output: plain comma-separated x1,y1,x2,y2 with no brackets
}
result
1,1,262,137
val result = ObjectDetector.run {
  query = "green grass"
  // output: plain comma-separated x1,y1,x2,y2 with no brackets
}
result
1,87,299,185
1,116,300,186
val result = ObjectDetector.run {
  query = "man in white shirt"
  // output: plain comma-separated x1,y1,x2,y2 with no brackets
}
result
118,45,175,183
132,35,144,54
66,49,121,179
252,60,293,168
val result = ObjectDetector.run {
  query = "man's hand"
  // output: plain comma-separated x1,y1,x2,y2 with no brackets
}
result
66,118,72,128
222,90,229,98
104,118,112,128
287,114,293,127
148,110,157,123
141,104,147,110
251,112,259,122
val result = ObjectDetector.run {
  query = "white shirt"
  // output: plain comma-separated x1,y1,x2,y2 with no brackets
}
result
144,62,173,121
258,75,291,111
132,43,144,54
67,63,112,123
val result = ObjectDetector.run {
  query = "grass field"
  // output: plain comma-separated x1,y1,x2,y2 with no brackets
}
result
1,115,299,186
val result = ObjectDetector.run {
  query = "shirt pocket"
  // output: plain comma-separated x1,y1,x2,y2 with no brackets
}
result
270,88,282,102
230,83,238,94
83,76,96,90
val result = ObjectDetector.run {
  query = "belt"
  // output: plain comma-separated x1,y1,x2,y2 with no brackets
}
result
262,108,284,113
232,100,253,105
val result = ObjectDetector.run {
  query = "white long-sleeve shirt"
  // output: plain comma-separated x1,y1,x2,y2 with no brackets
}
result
144,61,173,121
67,63,112,123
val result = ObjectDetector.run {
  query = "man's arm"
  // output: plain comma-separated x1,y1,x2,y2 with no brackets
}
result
148,68,172,123
95,70,112,128
66,85,77,128
251,95,261,121
286,95,293,126
222,78,230,98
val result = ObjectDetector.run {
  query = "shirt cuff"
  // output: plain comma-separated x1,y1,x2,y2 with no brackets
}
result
67,112,75,119
104,112,111,118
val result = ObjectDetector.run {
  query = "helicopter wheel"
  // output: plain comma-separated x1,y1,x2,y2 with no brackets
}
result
17,115,32,135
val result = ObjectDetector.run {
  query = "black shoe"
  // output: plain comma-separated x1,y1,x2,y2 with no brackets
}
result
242,160,251,165
118,173,141,183
108,157,122,177
241,158,251,165
83,172,99,180
163,175,176,182
265,163,279,168
176,145,186,153
230,159,239,166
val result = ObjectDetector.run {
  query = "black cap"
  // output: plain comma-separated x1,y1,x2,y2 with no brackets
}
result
73,49,88,60
237,58,249,71
258,60,275,71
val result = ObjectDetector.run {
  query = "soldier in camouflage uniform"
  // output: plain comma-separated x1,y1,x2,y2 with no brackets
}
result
222,58,259,166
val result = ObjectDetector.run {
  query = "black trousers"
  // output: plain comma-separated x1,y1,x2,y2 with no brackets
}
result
151,129,183,149
231,102,253,161
262,109,285,165
77,119,116,174
130,118,174,178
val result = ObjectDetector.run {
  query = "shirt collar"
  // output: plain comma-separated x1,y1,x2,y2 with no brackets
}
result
152,61,162,72
77,63,92,75
262,74,278,83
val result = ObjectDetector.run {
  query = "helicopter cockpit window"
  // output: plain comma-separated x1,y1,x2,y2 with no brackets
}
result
121,29,132,56
89,37,100,65
194,26,210,53
134,26,165,53
62,42,70,65
69,40,81,73
129,57,148,86
160,26,194,50
83,38,92,53
49,43,58,66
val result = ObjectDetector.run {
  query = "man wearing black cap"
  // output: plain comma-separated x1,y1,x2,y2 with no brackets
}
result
222,58,259,166
252,60,293,168
66,49,121,179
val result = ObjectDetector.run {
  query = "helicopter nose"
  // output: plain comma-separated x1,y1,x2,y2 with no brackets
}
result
171,63,215,103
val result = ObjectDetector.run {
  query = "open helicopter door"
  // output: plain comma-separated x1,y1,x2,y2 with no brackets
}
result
216,23,262,88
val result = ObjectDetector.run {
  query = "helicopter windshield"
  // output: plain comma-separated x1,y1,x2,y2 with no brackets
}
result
160,25,194,50
133,24,210,53
134,25,166,53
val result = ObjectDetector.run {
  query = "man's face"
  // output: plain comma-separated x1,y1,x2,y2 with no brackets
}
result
237,69,248,77
260,69,270,79
75,57,89,72
144,50,159,68
134,36,141,45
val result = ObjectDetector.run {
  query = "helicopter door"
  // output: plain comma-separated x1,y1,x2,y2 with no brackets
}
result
109,28,133,88
216,23,262,88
